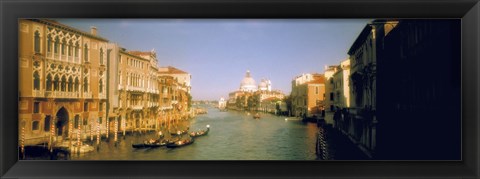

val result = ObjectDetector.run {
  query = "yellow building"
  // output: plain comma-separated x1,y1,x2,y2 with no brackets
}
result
19,19,109,145
290,73,325,118
117,49,159,133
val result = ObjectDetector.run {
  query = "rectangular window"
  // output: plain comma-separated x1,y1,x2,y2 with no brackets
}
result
330,93,334,101
98,117,102,124
84,102,88,112
32,121,39,131
99,102,103,111
83,118,88,126
33,102,40,113
74,116,79,128
44,116,51,132
315,87,319,95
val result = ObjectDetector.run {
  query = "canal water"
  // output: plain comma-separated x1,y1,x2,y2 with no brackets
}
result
70,106,319,160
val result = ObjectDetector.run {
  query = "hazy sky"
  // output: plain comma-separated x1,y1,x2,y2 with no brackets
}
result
56,19,370,100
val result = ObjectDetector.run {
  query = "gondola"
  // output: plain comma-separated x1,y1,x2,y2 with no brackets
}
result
132,143,147,148
170,130,188,136
166,138,194,148
132,139,165,149
144,140,168,148
189,127,210,138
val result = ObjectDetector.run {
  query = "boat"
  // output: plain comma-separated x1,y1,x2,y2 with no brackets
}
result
170,130,188,136
189,127,210,138
253,113,261,119
166,138,194,148
132,138,166,148
144,139,168,148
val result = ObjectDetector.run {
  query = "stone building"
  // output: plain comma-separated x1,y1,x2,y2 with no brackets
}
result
19,19,109,145
290,73,325,118
18,19,192,149
376,19,461,160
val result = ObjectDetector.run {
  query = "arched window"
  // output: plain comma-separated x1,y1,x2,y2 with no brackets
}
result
74,77,79,92
99,48,104,64
47,35,52,53
33,71,40,90
61,76,67,91
61,39,66,55
53,75,59,91
46,74,52,91
83,77,89,92
74,42,79,57
68,76,73,92
68,42,73,56
84,44,88,62
54,36,59,53
99,79,103,93
34,31,40,53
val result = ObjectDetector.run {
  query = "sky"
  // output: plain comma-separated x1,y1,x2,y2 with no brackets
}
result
56,19,371,101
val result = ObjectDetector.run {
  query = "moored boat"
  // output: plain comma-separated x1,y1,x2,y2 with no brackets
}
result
132,138,166,148
253,113,261,119
166,138,194,148
170,130,188,136
189,126,210,138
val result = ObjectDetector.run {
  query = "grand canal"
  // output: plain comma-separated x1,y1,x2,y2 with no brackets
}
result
70,106,319,160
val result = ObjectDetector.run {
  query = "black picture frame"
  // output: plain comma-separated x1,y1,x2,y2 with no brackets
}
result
1,0,479,178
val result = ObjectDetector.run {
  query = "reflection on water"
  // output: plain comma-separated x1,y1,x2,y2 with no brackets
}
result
71,106,318,160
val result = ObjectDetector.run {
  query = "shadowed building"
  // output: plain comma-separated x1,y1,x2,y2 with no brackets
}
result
375,19,461,160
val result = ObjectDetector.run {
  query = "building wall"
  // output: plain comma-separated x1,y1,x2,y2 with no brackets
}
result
307,84,325,116
19,19,108,145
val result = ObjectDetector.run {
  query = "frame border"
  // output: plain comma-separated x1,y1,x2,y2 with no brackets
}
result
1,0,479,178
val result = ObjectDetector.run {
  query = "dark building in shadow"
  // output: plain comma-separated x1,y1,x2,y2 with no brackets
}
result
375,19,461,160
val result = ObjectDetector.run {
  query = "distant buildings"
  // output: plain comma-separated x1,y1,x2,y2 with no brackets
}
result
290,73,326,118
218,97,226,109
227,70,285,112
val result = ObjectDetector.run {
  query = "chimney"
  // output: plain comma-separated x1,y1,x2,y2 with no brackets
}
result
90,26,97,36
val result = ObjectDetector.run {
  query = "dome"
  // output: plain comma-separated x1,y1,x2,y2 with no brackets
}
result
240,70,257,92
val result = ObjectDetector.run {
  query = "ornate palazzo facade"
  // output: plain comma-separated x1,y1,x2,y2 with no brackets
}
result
19,19,191,147
19,19,108,145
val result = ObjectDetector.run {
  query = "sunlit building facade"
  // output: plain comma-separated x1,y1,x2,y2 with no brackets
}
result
19,19,109,145
290,73,325,118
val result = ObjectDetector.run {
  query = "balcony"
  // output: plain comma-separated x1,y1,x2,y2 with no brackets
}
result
74,57,79,63
83,92,93,98
54,53,59,60
32,90,44,97
68,56,73,62
46,52,52,58
132,105,143,110
126,86,144,92
160,105,173,110
44,91,80,98
99,93,106,99
61,55,67,60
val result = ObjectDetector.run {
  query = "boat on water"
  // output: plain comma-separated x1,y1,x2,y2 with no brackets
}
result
132,138,169,148
170,130,188,136
189,125,210,138
253,113,261,119
166,138,194,148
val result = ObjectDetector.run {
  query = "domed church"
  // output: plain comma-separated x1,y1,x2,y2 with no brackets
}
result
239,70,258,92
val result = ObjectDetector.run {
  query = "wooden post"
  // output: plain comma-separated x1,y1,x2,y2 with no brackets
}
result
114,117,118,142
